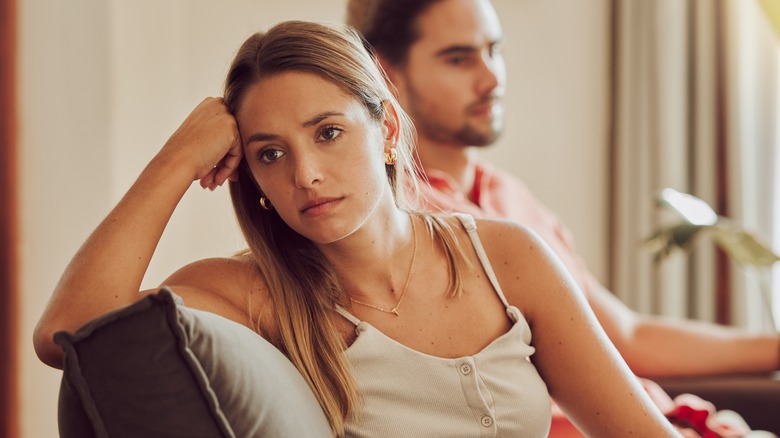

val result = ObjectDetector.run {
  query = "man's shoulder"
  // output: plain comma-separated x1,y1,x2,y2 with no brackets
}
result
476,161,532,192
475,161,553,211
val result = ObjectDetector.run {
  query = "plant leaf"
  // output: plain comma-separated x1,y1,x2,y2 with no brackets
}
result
711,227,780,267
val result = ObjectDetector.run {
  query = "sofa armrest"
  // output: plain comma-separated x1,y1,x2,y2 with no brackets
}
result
655,371,780,434
55,288,332,438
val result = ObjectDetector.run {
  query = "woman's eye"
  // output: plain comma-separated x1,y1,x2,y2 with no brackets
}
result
318,126,343,142
259,149,284,163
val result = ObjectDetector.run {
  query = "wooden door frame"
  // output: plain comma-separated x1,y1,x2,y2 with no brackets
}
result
714,0,731,324
1,0,19,435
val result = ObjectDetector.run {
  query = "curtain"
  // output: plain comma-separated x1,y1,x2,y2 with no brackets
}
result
609,0,779,330
723,0,779,330
611,0,719,321
0,0,18,435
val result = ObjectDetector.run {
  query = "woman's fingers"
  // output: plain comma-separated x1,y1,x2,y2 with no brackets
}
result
199,168,217,190
212,136,243,187
198,135,242,190
162,97,243,183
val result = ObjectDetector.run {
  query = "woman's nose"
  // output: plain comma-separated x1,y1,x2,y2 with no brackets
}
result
293,152,323,188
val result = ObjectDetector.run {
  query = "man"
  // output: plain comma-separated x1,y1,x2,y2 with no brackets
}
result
347,0,779,435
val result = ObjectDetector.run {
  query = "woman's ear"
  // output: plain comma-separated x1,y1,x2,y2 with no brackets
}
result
381,100,401,148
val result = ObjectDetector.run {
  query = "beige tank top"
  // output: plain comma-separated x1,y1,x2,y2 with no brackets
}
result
336,214,552,437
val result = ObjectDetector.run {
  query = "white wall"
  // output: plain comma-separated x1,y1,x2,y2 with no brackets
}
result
18,1,112,437
489,0,609,279
17,0,608,436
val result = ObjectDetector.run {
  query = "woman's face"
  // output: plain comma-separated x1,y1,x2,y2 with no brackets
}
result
236,71,394,244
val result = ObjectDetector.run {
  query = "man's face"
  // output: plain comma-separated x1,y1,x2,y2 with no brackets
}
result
391,0,505,148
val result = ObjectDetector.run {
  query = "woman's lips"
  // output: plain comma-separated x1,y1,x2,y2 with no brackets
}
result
301,197,343,216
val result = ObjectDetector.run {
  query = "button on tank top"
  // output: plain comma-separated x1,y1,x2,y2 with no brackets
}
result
336,214,551,437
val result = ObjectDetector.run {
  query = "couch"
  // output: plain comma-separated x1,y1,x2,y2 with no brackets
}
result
55,288,333,438
55,288,780,437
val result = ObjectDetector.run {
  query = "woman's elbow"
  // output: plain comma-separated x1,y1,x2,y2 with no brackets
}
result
33,318,65,369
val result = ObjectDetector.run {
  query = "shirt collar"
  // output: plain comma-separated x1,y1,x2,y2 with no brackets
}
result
423,162,493,206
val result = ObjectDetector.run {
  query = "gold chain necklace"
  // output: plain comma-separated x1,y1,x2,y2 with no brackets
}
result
349,216,418,316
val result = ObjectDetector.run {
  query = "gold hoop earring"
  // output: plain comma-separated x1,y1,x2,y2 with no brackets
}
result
259,196,273,211
384,147,398,165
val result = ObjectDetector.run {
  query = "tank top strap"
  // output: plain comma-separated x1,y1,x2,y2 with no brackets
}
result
335,304,361,326
453,213,512,310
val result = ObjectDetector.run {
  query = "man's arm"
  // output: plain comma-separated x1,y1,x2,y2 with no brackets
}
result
587,272,780,377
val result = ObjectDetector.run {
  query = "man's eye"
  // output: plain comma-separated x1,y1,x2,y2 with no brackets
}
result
448,56,467,65
318,126,343,142
259,149,284,163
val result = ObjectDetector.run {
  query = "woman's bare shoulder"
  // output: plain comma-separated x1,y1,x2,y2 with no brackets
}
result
164,253,258,287
468,217,568,312
158,253,272,331
470,217,542,252
436,214,543,264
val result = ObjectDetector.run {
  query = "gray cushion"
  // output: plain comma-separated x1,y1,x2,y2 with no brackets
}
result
54,287,333,438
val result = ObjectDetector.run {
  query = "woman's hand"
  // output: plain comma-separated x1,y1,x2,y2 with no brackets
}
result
160,97,243,190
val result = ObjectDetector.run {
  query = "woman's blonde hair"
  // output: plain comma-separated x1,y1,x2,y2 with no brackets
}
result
224,20,465,436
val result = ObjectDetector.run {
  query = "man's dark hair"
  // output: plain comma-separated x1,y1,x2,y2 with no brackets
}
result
346,0,444,66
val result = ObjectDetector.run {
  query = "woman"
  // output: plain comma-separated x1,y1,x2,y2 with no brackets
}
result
34,21,680,437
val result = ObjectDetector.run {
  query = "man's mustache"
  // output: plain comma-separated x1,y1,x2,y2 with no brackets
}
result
468,93,503,111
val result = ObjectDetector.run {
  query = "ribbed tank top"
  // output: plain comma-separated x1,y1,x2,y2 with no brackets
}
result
336,214,551,437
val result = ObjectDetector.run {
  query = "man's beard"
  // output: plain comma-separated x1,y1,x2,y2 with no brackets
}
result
406,89,504,147
453,119,503,147
417,115,503,148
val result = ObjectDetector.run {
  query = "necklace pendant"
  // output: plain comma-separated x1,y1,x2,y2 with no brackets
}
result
348,215,417,318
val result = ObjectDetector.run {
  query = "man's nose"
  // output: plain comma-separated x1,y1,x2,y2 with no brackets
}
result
476,51,504,96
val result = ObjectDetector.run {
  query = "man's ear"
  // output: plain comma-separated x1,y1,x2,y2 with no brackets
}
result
377,54,398,82
376,54,405,101
381,99,401,146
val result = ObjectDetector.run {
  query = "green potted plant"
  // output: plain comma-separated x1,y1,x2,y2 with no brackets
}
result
645,188,780,331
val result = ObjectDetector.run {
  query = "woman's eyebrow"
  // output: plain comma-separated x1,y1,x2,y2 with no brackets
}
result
302,111,344,128
246,132,280,144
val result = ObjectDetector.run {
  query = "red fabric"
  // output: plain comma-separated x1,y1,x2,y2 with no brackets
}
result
668,404,721,438
664,393,750,438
